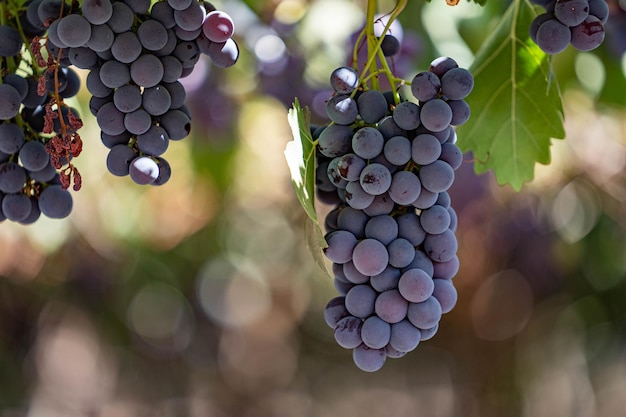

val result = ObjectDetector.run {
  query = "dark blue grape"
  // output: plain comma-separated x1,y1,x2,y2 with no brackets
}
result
39,185,73,219
357,90,388,124
2,193,31,222
0,25,23,57
536,18,571,54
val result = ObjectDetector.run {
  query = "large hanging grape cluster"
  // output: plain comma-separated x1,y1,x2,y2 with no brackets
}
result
530,0,608,54
318,56,471,372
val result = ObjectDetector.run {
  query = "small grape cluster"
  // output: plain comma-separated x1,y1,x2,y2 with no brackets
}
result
0,1,85,223
42,0,237,186
530,0,608,54
318,57,471,372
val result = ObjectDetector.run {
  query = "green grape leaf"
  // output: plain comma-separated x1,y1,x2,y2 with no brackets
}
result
456,0,565,191
285,99,331,276
285,98,317,222
305,216,331,276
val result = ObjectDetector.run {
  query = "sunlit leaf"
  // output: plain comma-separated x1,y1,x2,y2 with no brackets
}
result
285,99,317,221
456,0,565,190
285,99,330,276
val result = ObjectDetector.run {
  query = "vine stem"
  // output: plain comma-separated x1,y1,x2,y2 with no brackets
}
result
360,69,404,87
361,0,408,96
54,0,68,134
365,0,379,90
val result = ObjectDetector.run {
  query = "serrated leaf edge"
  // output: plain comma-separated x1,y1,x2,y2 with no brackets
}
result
462,0,565,190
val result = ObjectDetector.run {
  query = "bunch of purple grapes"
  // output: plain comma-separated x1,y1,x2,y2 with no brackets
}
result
43,0,237,186
530,0,608,54
0,0,239,225
318,57,471,372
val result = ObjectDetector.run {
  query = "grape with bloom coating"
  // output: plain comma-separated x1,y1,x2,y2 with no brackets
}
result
334,316,363,349
398,268,434,303
536,18,571,54
440,68,474,100
375,289,409,324
352,344,386,372
39,185,73,218
554,0,590,27
324,230,358,264
411,71,441,102
345,285,377,319
389,319,421,352
361,316,391,349
570,15,605,51
2,194,31,222
352,238,389,276
407,297,442,330
352,127,384,160
82,0,113,24
360,163,392,196
358,90,388,124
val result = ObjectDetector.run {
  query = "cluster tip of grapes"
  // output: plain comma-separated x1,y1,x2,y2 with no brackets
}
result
530,0,608,54
0,0,238,225
317,55,472,372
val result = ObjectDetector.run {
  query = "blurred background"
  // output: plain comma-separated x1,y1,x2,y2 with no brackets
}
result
1,0,626,415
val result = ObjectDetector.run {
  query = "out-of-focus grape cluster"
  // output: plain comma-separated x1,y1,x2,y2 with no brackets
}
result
0,0,240,226
530,0,608,54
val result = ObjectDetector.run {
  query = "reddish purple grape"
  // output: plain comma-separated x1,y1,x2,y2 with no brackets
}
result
202,10,234,43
